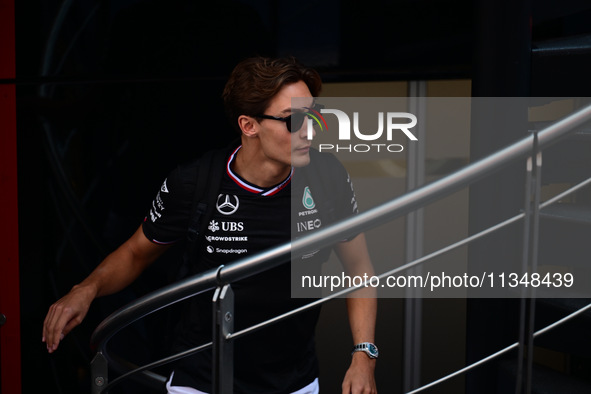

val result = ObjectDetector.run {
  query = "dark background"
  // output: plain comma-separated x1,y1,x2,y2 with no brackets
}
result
6,0,591,393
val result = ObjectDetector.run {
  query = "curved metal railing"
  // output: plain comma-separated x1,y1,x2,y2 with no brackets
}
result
90,102,591,393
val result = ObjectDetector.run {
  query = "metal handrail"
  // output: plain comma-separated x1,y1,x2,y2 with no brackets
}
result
90,102,591,391
95,173,591,393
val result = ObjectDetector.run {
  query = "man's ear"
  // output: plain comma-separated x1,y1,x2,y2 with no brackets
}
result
238,115,258,137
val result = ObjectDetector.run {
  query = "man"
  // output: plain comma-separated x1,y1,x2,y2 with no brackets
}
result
43,57,377,393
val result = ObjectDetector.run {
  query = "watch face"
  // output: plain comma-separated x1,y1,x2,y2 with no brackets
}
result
368,343,379,357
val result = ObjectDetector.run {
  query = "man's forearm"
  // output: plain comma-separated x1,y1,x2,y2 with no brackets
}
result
84,225,169,296
346,297,377,344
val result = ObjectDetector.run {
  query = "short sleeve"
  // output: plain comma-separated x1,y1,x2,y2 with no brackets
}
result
315,149,358,218
141,161,198,244
329,155,359,241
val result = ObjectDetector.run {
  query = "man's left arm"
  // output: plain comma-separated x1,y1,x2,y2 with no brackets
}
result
335,233,378,394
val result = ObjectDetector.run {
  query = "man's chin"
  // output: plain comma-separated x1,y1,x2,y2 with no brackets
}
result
291,153,311,168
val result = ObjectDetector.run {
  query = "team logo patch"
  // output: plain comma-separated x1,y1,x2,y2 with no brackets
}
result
302,186,315,209
216,194,240,215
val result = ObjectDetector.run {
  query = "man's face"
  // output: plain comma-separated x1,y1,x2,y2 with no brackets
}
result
256,80,314,168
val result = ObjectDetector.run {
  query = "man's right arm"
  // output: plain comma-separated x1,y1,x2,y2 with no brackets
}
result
42,225,170,353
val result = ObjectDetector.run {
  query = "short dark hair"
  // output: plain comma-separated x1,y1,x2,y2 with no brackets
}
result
222,56,322,132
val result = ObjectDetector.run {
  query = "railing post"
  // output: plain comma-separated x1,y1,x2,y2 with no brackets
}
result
212,284,234,394
91,351,108,394
404,81,427,393
516,133,542,394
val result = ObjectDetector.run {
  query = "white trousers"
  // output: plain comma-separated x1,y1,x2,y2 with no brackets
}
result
166,372,319,394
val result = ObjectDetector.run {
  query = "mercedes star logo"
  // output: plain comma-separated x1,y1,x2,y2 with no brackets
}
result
216,194,239,215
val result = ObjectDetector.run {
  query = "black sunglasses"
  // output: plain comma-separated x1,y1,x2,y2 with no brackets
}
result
255,104,324,133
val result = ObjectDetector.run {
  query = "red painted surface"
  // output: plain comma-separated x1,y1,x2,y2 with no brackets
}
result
0,0,22,392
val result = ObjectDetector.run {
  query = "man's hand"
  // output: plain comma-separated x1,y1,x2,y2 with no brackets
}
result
342,352,377,394
42,284,96,353
41,226,168,353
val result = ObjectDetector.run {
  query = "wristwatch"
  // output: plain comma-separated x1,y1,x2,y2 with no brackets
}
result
351,342,379,359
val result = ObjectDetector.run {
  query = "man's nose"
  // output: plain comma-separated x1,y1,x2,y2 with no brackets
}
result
300,117,316,140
